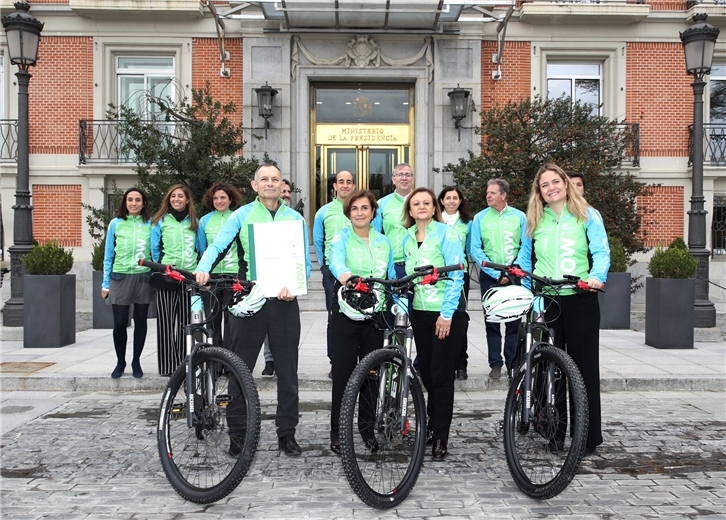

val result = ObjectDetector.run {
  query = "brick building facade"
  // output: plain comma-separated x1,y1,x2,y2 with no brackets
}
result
0,0,724,310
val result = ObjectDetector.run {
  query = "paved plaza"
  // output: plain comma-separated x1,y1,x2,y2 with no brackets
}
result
1,389,725,519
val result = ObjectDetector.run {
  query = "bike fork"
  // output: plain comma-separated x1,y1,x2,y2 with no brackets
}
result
186,293,206,428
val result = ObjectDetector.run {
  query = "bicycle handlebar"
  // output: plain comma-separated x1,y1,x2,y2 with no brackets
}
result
481,261,604,293
350,263,464,293
138,259,253,292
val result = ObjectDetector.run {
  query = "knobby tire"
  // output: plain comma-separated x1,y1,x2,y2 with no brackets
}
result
158,347,261,503
503,345,588,499
339,347,426,509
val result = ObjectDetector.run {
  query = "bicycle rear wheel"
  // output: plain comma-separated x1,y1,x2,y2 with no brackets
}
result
158,347,261,503
503,344,588,499
339,348,426,509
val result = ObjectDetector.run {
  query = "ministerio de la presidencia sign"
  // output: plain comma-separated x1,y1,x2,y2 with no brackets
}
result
316,125,410,145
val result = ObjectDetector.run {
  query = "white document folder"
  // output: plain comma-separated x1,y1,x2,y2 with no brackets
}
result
249,220,308,298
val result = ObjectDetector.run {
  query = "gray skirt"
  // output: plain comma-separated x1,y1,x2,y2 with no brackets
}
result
108,272,153,305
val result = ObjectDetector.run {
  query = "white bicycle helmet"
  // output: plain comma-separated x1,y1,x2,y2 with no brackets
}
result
337,285,380,321
228,284,266,318
482,285,534,323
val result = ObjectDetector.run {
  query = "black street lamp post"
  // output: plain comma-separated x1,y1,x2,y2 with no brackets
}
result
679,13,719,328
2,2,43,327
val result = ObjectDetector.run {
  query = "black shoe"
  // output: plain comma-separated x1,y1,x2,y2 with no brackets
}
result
229,434,245,457
432,439,447,460
456,368,468,381
583,446,598,457
261,361,275,378
425,428,434,446
131,361,143,379
330,441,341,455
278,434,302,457
111,363,126,379
327,369,333,379
489,366,502,379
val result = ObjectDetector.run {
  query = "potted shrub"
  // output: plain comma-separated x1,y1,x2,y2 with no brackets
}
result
645,237,697,349
22,241,76,348
599,235,631,329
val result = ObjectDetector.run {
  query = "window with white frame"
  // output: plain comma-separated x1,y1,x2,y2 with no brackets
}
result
547,62,601,116
710,62,725,125
115,56,175,162
116,56,175,116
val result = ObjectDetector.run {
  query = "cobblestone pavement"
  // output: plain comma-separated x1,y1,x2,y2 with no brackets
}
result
1,390,724,519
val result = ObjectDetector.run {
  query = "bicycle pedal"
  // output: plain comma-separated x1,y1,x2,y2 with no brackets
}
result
170,403,185,417
215,394,232,407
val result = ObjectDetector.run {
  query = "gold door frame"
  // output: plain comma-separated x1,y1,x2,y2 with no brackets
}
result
310,85,414,215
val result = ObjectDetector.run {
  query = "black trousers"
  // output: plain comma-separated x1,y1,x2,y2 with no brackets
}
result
156,286,190,376
411,310,467,442
228,298,301,438
329,312,383,443
545,291,603,448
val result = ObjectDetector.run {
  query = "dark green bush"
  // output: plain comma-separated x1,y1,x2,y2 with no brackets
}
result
608,235,627,273
668,236,688,251
23,241,74,275
648,246,697,279
91,240,105,271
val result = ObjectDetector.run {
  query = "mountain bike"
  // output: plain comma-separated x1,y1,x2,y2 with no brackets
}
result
139,259,261,504
482,260,598,499
339,263,463,509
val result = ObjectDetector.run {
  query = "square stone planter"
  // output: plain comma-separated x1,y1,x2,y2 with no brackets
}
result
24,274,76,348
599,272,631,329
645,277,694,349
92,270,115,329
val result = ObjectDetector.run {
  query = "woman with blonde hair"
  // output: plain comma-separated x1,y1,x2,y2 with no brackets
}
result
519,162,610,456
151,183,204,375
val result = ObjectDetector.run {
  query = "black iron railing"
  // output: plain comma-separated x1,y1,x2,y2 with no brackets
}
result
0,119,18,162
79,119,183,164
615,122,640,168
688,123,726,167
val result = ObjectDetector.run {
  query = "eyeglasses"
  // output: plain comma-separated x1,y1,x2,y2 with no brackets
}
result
394,173,413,178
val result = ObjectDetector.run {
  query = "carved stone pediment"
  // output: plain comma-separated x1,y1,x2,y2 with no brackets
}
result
291,34,433,82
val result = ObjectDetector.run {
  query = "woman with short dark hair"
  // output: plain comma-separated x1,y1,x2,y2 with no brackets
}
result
327,189,395,454
402,187,466,461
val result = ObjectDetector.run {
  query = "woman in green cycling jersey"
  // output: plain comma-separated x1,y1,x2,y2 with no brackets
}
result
437,186,472,381
519,163,610,457
327,189,395,454
199,182,243,349
102,187,153,379
402,187,466,461
151,184,204,376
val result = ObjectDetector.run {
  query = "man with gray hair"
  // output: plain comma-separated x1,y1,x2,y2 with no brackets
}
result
467,178,528,379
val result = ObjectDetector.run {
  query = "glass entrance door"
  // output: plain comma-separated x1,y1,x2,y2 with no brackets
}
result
311,84,413,215
315,145,409,211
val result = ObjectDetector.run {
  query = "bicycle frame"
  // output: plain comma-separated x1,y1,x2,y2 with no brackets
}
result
520,300,557,425
378,304,415,434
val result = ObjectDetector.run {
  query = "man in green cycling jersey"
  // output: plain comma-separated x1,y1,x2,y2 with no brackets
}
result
314,170,355,376
468,179,528,379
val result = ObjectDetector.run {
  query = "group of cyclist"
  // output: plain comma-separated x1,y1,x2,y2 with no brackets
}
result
103,159,609,461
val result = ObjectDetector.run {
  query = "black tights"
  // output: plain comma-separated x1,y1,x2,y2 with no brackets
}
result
112,304,149,367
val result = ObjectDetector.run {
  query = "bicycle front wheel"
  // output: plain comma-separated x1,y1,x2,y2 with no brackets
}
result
158,347,261,503
503,345,588,499
339,348,426,509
